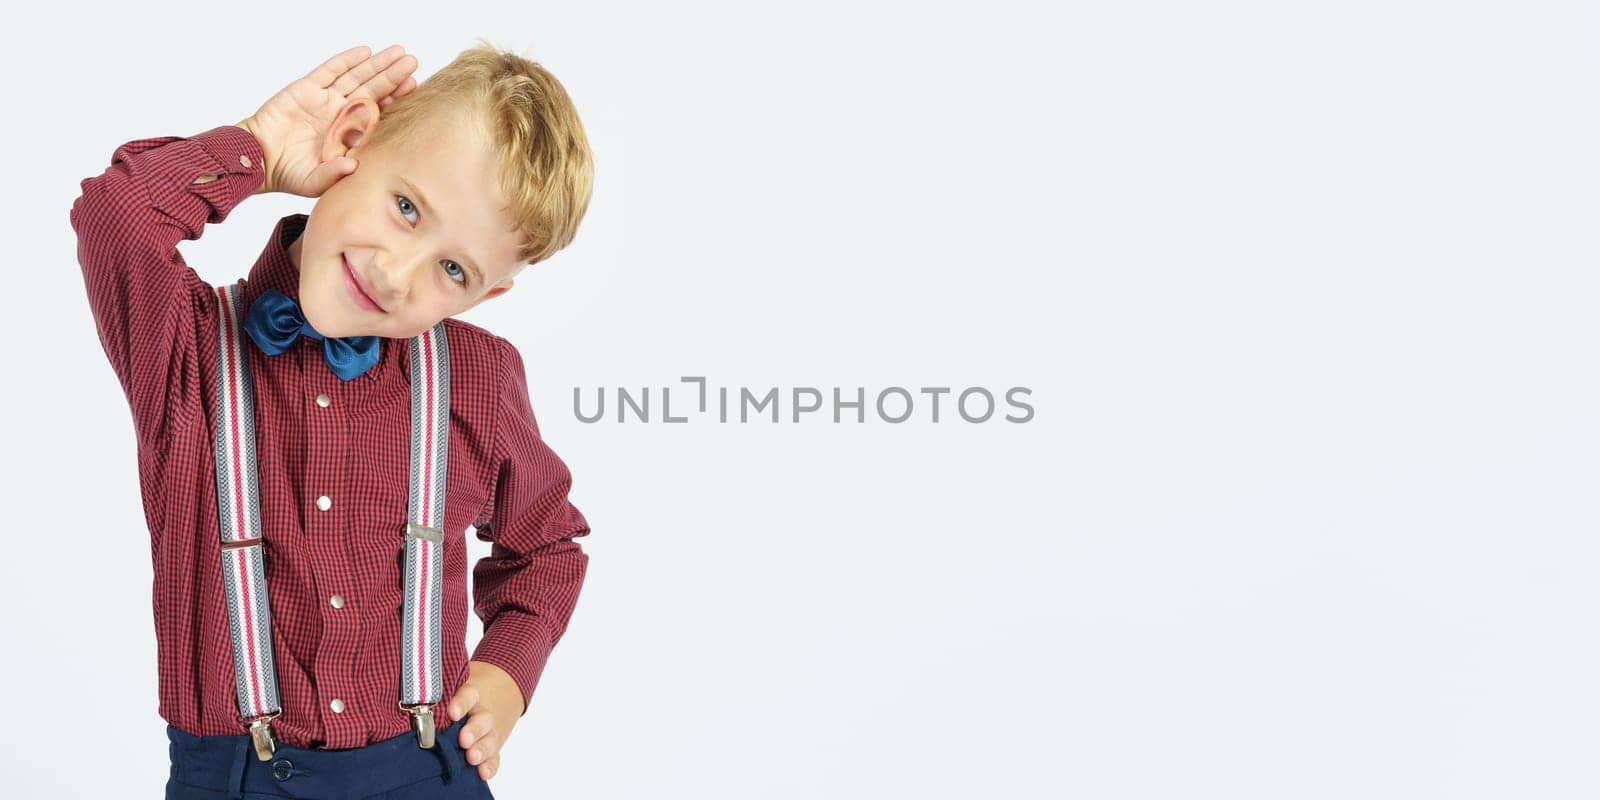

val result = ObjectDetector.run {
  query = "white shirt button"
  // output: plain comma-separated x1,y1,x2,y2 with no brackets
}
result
316,496,332,511
330,594,345,609
316,394,331,408
330,698,345,713
239,154,252,168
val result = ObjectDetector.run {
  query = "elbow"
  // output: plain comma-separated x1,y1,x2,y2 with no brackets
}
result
69,175,161,272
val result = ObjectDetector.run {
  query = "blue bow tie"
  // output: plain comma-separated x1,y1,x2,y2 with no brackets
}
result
243,289,380,381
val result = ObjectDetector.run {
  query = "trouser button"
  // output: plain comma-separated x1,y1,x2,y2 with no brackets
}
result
272,758,294,781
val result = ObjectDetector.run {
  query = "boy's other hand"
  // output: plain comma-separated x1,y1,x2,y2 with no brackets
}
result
448,660,526,781
236,44,419,198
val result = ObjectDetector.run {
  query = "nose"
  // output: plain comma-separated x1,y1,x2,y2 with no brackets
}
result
365,268,400,307
366,254,426,309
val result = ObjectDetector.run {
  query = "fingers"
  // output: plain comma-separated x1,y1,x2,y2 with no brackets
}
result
304,157,357,197
448,684,479,720
379,76,418,109
331,44,400,96
466,738,496,768
468,738,500,776
447,677,510,779
460,710,498,764
384,77,416,105
356,54,418,106
306,45,372,88
335,45,415,102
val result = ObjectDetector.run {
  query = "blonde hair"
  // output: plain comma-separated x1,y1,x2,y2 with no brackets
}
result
364,38,594,269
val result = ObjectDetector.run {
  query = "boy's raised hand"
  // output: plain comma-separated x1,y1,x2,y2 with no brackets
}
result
237,45,419,198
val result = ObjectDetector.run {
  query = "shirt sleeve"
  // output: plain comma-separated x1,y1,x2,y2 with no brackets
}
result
470,336,592,717
69,125,265,447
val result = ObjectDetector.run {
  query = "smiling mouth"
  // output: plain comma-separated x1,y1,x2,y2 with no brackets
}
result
342,253,385,312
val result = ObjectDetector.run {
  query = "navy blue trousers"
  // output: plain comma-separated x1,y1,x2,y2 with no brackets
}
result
165,717,495,799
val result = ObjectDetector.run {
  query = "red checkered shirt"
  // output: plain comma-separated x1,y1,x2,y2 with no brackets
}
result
69,124,591,749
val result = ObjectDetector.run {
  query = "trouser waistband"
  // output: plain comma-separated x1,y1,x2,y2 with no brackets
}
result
166,717,473,799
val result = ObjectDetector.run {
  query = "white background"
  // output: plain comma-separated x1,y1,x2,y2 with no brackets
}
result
4,1,1596,796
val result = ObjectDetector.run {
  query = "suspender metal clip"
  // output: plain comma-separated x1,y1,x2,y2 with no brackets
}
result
403,703,437,749
246,712,280,761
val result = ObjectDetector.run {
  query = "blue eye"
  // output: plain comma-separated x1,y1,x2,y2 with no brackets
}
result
395,195,468,287
395,194,419,223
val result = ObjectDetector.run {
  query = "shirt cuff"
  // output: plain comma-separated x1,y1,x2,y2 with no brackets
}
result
470,610,553,718
133,124,265,234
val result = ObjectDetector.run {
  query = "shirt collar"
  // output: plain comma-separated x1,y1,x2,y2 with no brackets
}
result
240,213,399,385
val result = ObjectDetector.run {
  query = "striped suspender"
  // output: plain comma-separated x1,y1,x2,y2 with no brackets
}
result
213,282,281,762
212,281,450,760
399,320,451,747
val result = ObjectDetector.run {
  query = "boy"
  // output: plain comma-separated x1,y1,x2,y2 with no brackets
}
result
69,42,593,798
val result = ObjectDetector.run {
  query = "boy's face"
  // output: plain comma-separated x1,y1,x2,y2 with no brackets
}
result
292,102,525,339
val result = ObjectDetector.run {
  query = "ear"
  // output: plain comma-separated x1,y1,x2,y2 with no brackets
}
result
461,278,514,313
321,96,381,165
